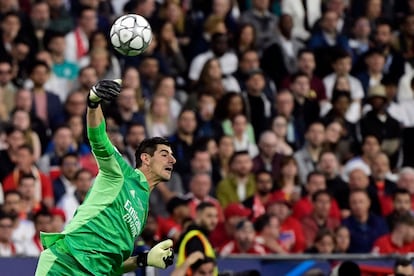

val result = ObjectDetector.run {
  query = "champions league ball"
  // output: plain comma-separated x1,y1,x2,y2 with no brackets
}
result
110,14,152,56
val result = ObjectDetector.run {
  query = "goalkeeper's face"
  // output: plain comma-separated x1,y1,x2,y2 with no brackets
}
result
150,145,176,181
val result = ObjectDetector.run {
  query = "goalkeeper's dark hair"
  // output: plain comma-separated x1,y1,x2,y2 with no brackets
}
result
135,137,171,168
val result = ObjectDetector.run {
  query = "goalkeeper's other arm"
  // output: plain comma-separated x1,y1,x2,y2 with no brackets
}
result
122,239,174,273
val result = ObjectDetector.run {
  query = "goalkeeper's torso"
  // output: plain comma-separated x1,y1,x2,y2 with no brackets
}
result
61,151,150,275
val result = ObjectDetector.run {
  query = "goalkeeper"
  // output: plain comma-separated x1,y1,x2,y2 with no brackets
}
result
35,79,176,275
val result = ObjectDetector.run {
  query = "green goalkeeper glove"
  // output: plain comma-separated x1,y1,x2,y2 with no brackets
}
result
136,239,174,269
87,79,122,108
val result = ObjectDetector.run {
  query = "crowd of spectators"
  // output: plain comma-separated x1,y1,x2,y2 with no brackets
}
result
2,0,414,268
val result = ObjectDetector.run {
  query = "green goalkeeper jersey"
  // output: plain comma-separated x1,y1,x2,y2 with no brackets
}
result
40,120,149,275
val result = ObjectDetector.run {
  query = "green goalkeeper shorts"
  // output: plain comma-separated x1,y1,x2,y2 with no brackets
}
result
35,239,93,276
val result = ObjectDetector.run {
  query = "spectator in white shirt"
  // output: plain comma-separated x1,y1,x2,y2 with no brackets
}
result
57,168,93,224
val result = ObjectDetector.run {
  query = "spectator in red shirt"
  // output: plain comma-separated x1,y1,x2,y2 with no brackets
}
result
186,172,223,222
209,203,251,250
292,171,341,220
3,145,53,208
254,214,288,254
386,188,414,231
372,213,414,254
301,190,341,248
242,170,274,220
219,219,266,256
266,193,306,253
158,196,191,242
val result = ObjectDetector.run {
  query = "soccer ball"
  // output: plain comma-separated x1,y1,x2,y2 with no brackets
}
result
110,14,152,56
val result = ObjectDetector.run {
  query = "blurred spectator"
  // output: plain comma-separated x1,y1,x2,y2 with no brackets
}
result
281,49,327,102
349,16,371,63
262,14,304,84
216,135,234,180
158,196,191,242
239,0,278,50
216,92,254,141
64,90,87,122
38,125,83,179
0,210,23,256
172,251,214,276
169,109,197,177
75,65,98,96
243,69,273,138
266,194,306,253
3,145,53,208
281,0,321,41
47,0,73,34
370,152,398,215
29,60,64,131
21,207,52,256
274,156,301,202
64,6,97,62
397,168,414,208
0,11,23,59
210,203,251,250
291,73,321,141
176,202,218,274
323,51,363,123
219,219,266,255
230,114,258,158
123,123,146,167
305,229,336,254
145,94,176,138
155,21,187,80
11,109,42,161
317,151,348,200
234,23,256,56
372,19,405,82
0,127,25,182
270,115,294,155
274,89,301,149
252,131,283,181
243,170,274,220
194,92,223,139
393,258,414,276
343,135,381,180
337,167,382,217
301,190,341,248
342,189,388,253
188,32,238,83
0,59,17,117
293,172,341,220
2,190,35,246
57,168,93,223
50,207,65,233
294,121,325,185
186,172,224,222
26,1,51,53
359,85,402,169
216,150,255,208
52,152,79,204
372,213,414,254
356,48,386,94
17,173,42,218
153,76,182,120
395,13,414,67
254,214,288,254
386,188,414,230
334,225,350,253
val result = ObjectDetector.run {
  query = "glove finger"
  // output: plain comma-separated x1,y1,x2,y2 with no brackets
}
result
158,239,173,250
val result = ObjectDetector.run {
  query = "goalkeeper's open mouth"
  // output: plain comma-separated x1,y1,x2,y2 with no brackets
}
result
165,167,173,172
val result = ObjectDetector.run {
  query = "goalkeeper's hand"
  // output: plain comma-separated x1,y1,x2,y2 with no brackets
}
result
136,239,174,269
87,79,122,108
